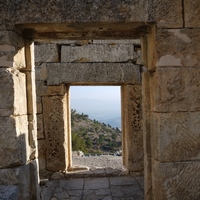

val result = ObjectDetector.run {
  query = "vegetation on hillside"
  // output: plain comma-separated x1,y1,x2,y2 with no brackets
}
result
71,109,121,154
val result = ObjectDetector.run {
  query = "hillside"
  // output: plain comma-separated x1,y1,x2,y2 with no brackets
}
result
71,109,122,154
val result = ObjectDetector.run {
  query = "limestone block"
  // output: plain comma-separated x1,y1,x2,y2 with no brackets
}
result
184,0,200,27
148,0,183,28
156,29,200,67
46,63,141,85
150,67,200,112
0,116,28,168
0,31,25,69
1,1,147,29
61,44,134,62
0,185,19,200
93,39,141,45
34,44,59,63
38,139,46,170
0,69,27,116
43,95,68,171
35,63,47,81
37,114,44,139
151,112,200,162
0,161,39,200
122,85,143,172
36,81,66,96
159,161,200,199
36,96,42,113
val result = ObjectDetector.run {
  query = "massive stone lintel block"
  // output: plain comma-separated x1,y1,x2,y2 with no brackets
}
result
150,67,200,112
61,44,135,63
151,112,200,162
46,63,141,85
0,116,28,168
43,95,68,171
0,68,27,116
0,1,147,30
122,85,143,173
184,0,200,28
148,0,183,28
155,29,200,67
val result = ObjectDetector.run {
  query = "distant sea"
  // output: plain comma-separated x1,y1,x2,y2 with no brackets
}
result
71,98,121,129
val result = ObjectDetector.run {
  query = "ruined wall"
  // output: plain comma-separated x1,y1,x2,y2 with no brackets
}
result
0,0,200,199
34,39,143,176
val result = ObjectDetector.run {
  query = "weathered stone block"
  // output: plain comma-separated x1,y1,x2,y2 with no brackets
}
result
148,0,183,28
0,185,19,200
0,115,28,168
0,69,27,116
184,0,200,27
38,139,46,170
150,67,200,112
36,96,42,113
0,161,39,200
43,95,68,171
35,63,47,81
46,63,141,85
93,39,141,45
61,44,134,62
122,85,143,172
0,1,147,30
155,29,200,67
151,112,200,162
37,114,44,139
0,31,25,69
35,44,59,63
36,81,66,96
159,161,200,199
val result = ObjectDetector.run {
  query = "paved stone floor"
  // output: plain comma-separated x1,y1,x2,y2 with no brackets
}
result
40,175,144,200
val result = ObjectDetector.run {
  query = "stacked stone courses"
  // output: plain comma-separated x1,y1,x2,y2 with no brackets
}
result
0,0,200,199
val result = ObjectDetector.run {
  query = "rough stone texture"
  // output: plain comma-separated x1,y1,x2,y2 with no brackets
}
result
41,176,144,200
0,185,19,200
122,85,143,173
0,161,39,200
150,67,200,112
151,112,200,162
35,63,47,81
36,96,42,114
35,44,59,63
93,39,141,45
46,63,141,85
0,1,147,30
156,28,200,67
0,69,27,116
0,31,25,69
37,114,44,139
43,95,68,171
36,81,66,96
0,116,28,168
148,0,183,28
184,0,200,28
159,161,200,200
38,139,46,171
61,44,135,62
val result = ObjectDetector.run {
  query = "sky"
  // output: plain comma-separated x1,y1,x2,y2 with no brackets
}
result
70,86,121,100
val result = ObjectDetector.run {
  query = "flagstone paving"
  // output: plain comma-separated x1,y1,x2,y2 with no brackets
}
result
40,175,144,200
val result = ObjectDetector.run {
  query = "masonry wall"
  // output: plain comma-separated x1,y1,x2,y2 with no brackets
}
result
34,39,143,176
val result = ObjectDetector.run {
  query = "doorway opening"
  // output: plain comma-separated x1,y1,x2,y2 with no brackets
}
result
70,86,124,172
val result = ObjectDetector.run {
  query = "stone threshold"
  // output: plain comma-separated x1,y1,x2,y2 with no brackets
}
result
40,166,129,186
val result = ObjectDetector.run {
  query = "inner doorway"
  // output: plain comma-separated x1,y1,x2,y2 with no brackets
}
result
70,86,124,171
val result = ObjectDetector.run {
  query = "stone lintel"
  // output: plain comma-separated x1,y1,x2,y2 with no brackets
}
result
46,63,141,85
